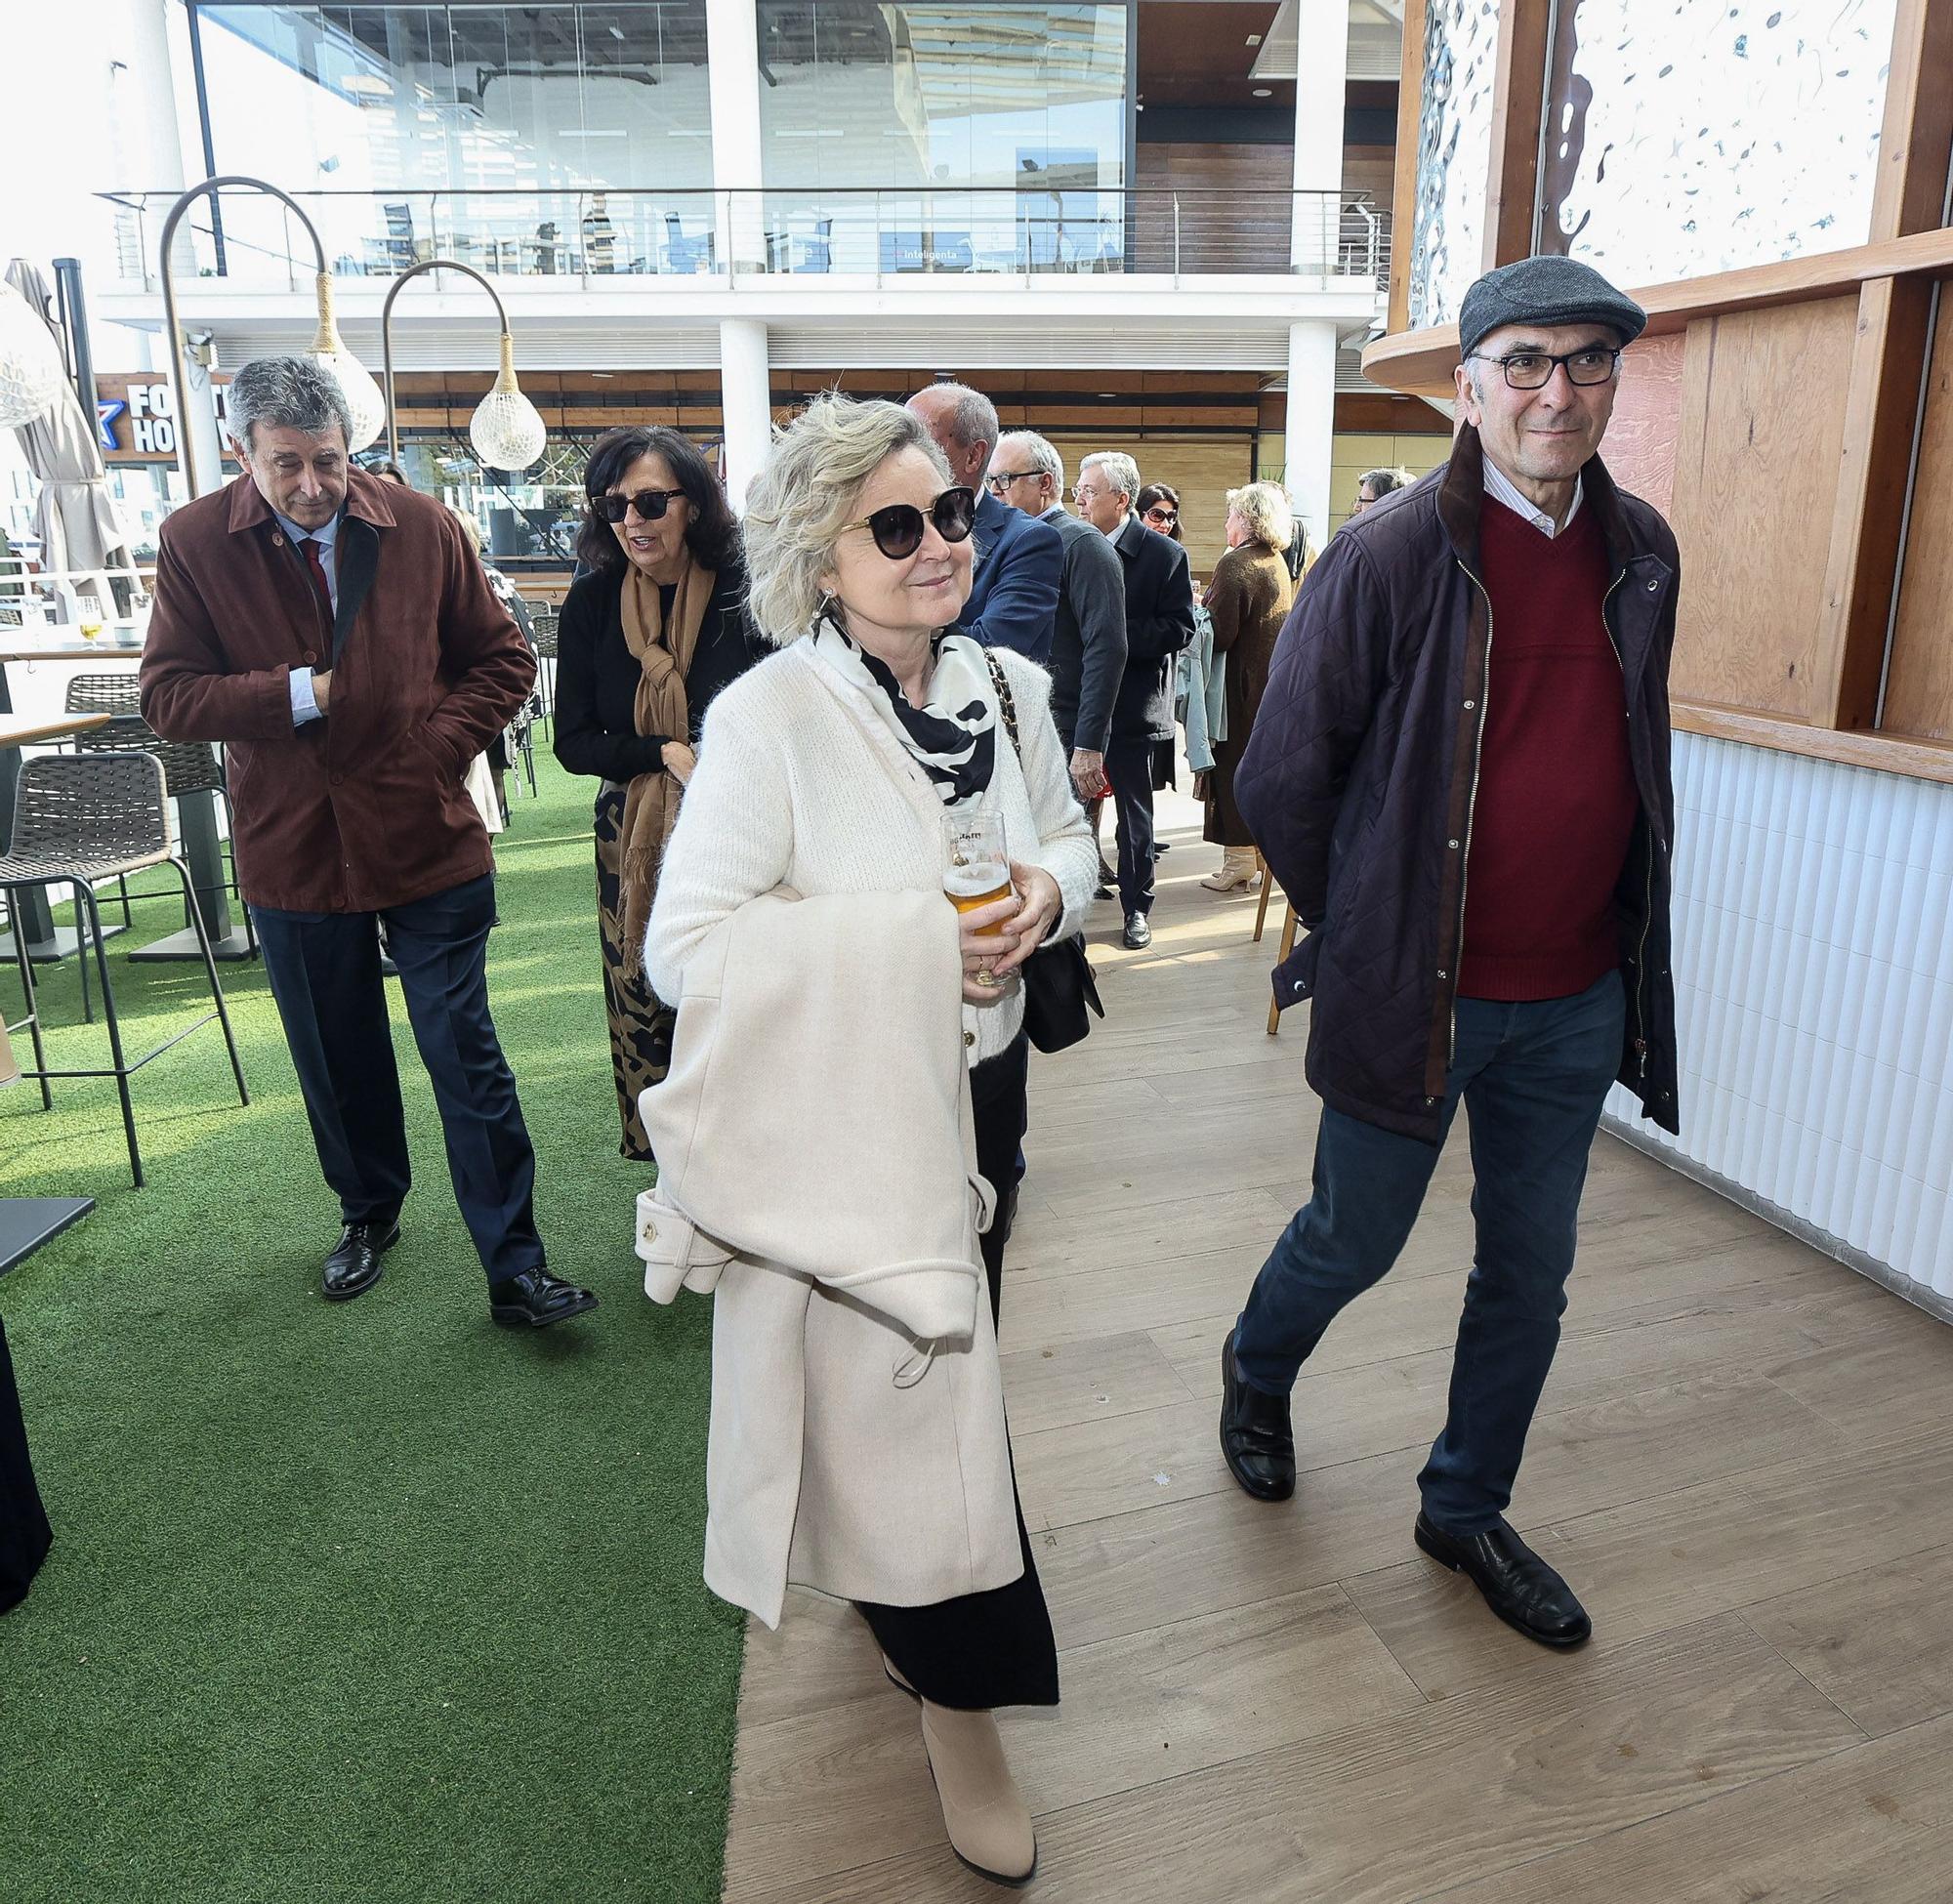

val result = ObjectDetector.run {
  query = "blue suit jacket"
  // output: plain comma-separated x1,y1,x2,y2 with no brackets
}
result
958,489,1061,663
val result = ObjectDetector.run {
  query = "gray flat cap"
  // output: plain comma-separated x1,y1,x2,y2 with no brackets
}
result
1458,255,1646,357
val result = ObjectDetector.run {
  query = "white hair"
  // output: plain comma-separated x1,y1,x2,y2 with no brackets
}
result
1081,451,1140,503
998,430,1063,492
1225,481,1294,553
915,382,999,459
741,393,953,645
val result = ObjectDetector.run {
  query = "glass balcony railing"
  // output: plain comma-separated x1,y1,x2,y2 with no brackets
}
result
99,186,1391,290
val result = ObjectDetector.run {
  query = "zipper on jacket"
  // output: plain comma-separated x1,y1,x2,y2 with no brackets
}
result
1447,558,1495,1064
1600,562,1659,1082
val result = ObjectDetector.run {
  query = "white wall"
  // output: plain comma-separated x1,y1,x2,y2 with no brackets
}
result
1604,733,1953,1316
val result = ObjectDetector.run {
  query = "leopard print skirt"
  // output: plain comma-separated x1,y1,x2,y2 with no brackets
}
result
594,782,676,1163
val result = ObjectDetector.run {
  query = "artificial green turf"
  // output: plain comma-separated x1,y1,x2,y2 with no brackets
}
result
0,754,742,1904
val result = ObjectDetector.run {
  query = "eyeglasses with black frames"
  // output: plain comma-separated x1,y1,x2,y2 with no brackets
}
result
1468,347,1622,391
839,485,978,560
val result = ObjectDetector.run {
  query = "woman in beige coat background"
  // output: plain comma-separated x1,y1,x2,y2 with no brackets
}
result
644,393,1096,1886
1200,480,1300,890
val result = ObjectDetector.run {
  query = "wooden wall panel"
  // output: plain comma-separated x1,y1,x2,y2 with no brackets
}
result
1600,332,1686,516
1481,0,1554,268
1881,284,1953,744
1667,297,1859,719
1388,0,1428,335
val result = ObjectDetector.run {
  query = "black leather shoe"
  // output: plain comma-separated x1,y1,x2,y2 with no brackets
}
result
1219,1326,1294,1501
1414,1511,1593,1648
1122,912,1152,950
322,1220,399,1302
488,1267,599,1329
1094,883,1114,901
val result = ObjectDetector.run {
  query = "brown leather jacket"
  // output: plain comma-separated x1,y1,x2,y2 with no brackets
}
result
142,470,534,912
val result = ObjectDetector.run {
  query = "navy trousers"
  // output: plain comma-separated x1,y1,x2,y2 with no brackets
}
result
1234,972,1627,1534
1103,730,1157,917
250,873,545,1284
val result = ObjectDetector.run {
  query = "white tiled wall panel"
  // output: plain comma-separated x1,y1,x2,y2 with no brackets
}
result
1604,733,1953,1308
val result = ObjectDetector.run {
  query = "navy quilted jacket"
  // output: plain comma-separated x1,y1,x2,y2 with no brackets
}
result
1237,426,1681,1143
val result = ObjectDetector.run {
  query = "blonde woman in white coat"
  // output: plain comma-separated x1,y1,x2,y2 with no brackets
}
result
644,393,1096,1886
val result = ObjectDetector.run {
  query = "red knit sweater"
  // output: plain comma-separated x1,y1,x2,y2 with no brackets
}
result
1456,497,1639,1001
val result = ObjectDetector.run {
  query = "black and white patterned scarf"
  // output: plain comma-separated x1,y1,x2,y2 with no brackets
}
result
811,612,997,807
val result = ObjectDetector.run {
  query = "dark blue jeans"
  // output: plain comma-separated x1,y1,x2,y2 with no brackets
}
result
251,873,545,1285
1234,971,1627,1534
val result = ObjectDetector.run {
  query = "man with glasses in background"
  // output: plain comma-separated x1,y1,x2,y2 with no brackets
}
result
1220,257,1682,1651
1350,466,1413,517
1073,452,1196,949
906,383,1061,662
988,431,1126,807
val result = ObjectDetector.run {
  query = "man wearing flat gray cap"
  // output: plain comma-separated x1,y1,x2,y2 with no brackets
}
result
1219,255,1683,1651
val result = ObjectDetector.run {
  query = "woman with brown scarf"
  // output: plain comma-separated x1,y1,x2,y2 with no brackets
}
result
555,426,761,1161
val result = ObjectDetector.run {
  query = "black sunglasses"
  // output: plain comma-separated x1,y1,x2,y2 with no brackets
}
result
593,486,687,523
840,485,977,559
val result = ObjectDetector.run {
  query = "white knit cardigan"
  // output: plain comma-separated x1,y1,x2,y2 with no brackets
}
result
644,636,1098,1063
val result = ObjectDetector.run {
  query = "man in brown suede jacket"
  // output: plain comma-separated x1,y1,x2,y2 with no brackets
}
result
143,355,595,1330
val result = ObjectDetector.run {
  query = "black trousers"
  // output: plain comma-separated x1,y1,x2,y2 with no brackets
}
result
856,1036,1060,1711
250,872,546,1285
0,1315,53,1614
1103,730,1158,917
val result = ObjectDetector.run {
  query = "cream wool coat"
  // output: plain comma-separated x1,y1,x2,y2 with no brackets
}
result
640,636,1098,1627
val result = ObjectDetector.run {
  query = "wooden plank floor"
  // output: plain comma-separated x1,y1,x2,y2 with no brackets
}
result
721,794,1953,1903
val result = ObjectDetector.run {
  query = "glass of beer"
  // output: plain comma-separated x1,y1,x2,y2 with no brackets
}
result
943,810,1013,938
77,593,104,642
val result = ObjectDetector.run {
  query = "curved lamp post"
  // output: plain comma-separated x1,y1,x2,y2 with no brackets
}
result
0,278,66,428
380,260,547,474
158,175,387,492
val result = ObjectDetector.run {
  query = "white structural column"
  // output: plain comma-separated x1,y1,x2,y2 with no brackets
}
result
719,318,773,513
1284,320,1339,550
706,0,767,274
1291,0,1351,271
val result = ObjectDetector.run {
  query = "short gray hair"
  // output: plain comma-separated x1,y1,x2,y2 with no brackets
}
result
742,393,953,644
1226,480,1294,553
999,431,1063,492
919,382,1000,459
227,355,353,451
1081,451,1140,503
1359,466,1414,498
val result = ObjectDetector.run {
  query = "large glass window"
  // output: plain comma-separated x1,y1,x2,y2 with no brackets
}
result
755,2,1130,273
1540,0,1898,287
190,3,713,276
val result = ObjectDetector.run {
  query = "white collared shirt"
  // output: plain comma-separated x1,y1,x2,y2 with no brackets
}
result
1482,457,1584,539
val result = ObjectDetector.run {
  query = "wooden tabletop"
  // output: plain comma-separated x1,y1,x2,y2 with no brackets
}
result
0,711,113,748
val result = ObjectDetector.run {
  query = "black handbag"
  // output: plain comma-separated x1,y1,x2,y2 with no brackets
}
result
982,653,1104,1054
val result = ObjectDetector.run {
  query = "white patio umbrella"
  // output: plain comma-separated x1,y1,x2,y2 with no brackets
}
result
4,259,137,621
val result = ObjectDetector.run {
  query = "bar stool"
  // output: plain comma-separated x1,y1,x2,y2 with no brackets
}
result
1251,852,1300,1037
1,753,249,1187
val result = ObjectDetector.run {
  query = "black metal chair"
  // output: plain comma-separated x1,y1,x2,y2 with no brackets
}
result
1,753,249,1188
527,603,560,737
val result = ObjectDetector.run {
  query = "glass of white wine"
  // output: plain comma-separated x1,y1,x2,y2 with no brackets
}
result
76,592,104,642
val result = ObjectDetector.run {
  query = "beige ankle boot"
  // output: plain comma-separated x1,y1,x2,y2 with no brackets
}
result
1201,847,1262,891
919,1700,1037,1885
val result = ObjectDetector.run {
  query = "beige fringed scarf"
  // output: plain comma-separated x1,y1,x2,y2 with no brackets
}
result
619,558,714,979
